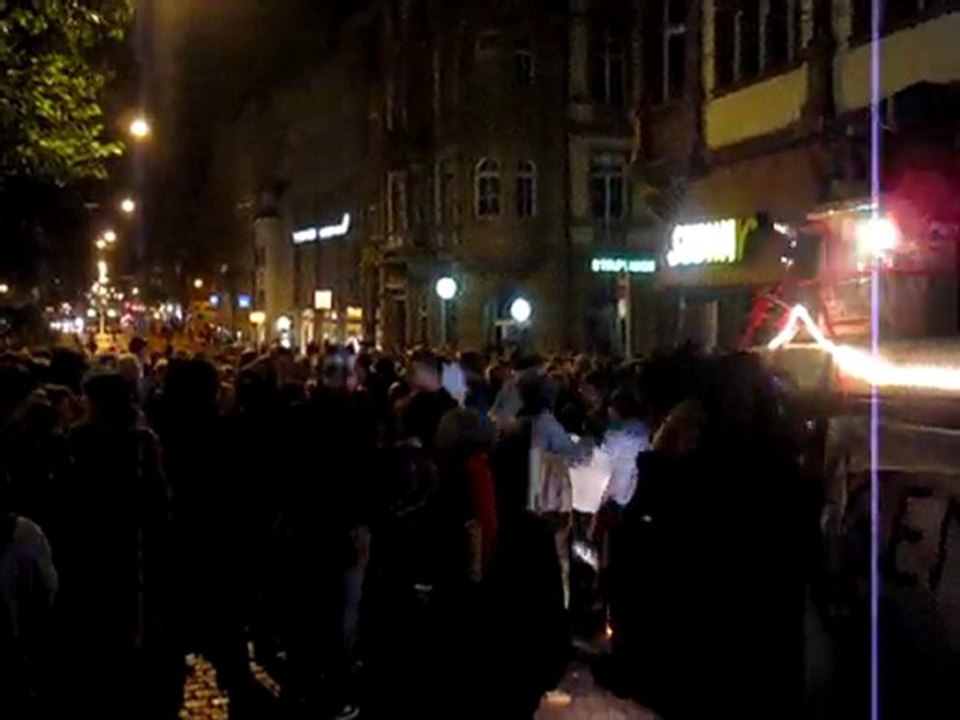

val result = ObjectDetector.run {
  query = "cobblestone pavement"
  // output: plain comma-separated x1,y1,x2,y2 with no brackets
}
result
180,657,656,720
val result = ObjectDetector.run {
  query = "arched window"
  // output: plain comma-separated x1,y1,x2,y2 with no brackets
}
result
516,160,537,218
475,158,501,217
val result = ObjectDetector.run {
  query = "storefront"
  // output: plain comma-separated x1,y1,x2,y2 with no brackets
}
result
587,253,657,355
657,215,789,350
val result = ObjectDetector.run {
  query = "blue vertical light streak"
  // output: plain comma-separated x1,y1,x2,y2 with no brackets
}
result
869,2,883,720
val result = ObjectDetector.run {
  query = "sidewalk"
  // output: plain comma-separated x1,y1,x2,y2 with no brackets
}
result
535,662,658,720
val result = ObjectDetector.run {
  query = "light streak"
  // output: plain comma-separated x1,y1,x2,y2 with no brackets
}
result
768,304,960,392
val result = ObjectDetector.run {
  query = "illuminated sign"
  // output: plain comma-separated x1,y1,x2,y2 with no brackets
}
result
591,257,656,274
292,213,352,245
236,294,252,309
667,219,740,267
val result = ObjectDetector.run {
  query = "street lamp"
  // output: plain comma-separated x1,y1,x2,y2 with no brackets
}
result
510,297,532,324
120,197,136,214
193,278,204,290
129,117,151,140
95,239,107,251
435,276,458,346
103,229,117,244
0,283,9,295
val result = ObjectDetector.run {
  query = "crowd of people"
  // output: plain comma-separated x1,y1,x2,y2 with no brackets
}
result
0,338,825,719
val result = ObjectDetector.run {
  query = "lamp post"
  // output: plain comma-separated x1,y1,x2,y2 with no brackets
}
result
435,276,458,347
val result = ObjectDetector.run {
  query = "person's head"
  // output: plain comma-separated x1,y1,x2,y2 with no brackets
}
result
608,388,643,424
128,336,148,362
580,369,609,410
410,349,442,392
321,350,357,392
82,372,136,429
166,357,221,416
517,369,557,415
435,407,495,469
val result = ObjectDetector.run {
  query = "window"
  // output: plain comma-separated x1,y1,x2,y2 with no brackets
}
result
590,153,625,224
388,171,408,233
713,0,803,91
739,0,761,80
515,39,536,85
476,31,501,60
664,0,687,100
516,160,537,218
441,160,458,225
714,2,736,88
475,158,501,217
590,29,625,107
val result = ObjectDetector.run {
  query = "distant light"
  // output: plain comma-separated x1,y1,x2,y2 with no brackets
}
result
209,294,220,308
276,315,292,332
249,310,266,325
0,283,9,295
855,216,898,258
318,213,351,239
667,219,738,267
292,227,318,244
237,294,252,309
129,117,151,139
73,317,85,333
435,276,458,300
314,289,333,310
120,198,136,214
509,297,532,324
193,278,204,289
106,308,118,319
95,239,107,251
86,308,97,319
103,230,117,244
131,286,140,296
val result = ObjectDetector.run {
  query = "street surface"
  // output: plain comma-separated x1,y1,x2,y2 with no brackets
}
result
179,656,657,719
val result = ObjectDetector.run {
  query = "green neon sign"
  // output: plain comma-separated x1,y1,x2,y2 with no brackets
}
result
591,257,657,274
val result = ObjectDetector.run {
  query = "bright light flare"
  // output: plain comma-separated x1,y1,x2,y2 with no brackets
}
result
855,216,898,258
769,304,960,392
103,230,117,244
120,197,136,214
193,278,204,289
129,117,151,139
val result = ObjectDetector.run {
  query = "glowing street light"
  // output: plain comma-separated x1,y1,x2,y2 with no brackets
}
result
193,278,204,290
103,229,117,244
95,239,107,251
435,277,458,301
435,277,458,346
0,283,9,295
129,117,151,140
510,297,532,324
120,197,136,214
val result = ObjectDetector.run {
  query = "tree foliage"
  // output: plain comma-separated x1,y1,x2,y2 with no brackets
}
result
0,0,133,184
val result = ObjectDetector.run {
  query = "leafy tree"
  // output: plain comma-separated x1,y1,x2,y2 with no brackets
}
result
0,0,133,185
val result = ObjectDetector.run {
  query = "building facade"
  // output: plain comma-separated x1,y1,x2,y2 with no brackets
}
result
370,0,655,353
639,0,960,349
